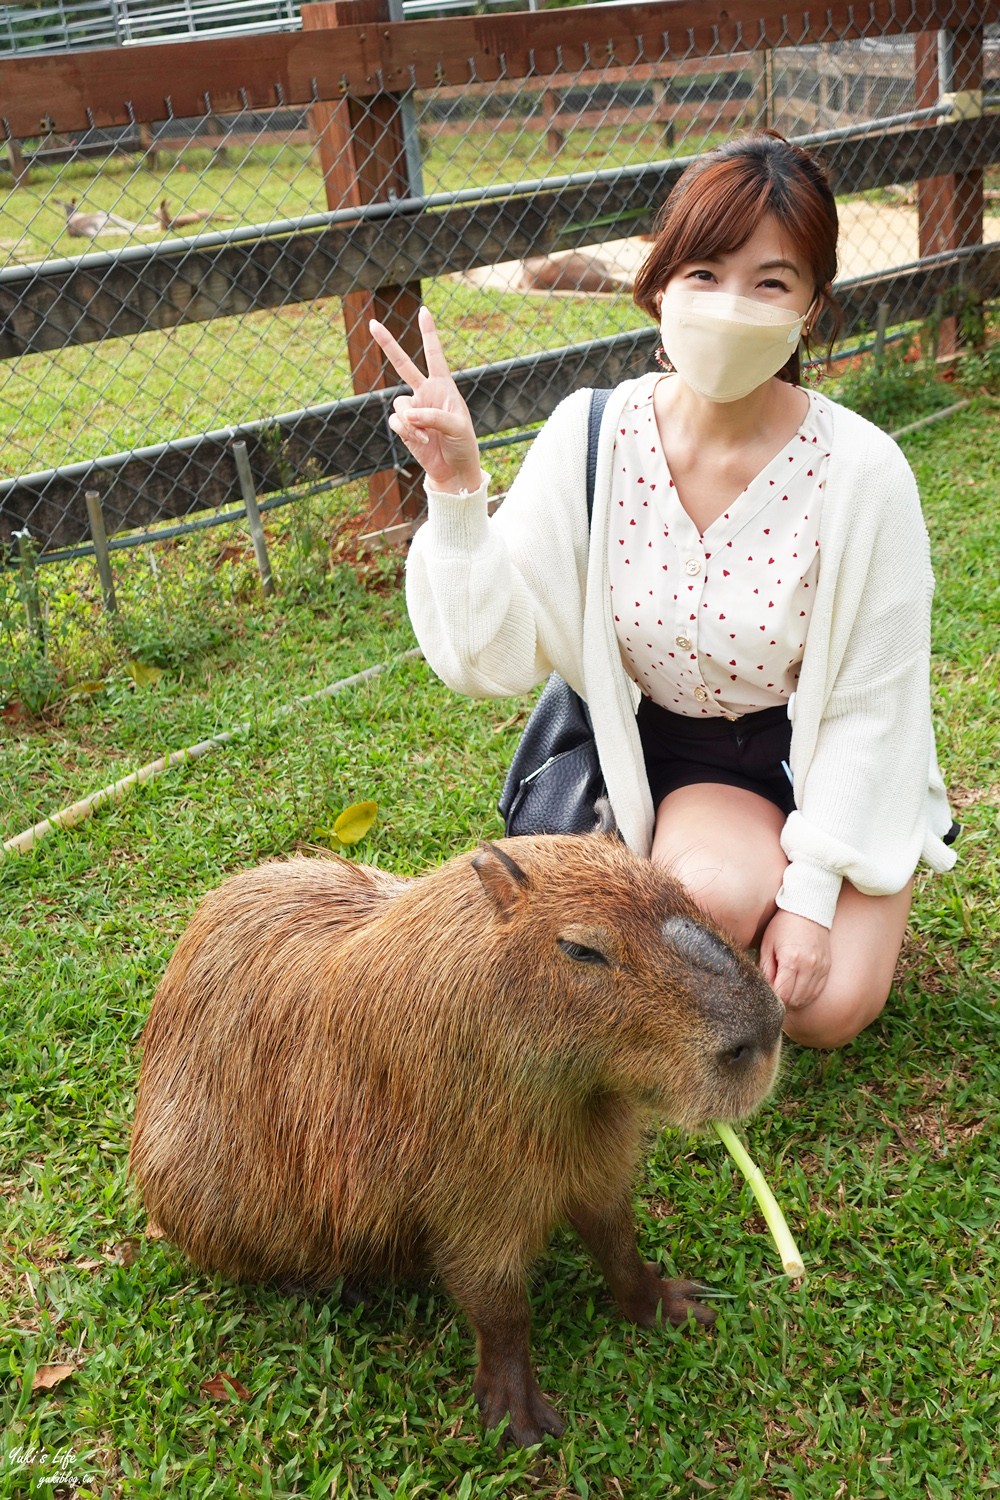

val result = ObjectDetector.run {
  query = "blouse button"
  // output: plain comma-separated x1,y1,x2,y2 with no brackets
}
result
675,634,692,650
694,685,709,703
684,558,702,576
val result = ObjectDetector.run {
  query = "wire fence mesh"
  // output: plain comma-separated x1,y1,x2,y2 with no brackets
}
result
1,1,998,564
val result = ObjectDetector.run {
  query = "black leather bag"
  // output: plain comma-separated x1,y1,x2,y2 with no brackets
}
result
498,387,612,837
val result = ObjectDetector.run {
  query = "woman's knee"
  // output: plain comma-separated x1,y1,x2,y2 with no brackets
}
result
784,877,913,1048
651,790,787,949
782,974,892,1050
692,870,777,950
651,849,773,948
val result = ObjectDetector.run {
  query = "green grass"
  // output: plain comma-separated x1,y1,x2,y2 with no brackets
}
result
1,368,998,1497
0,124,732,260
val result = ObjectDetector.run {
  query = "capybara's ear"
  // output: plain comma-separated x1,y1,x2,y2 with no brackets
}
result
471,841,530,922
593,797,618,838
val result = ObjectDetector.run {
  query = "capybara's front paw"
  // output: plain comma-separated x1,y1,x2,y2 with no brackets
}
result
474,1368,566,1447
657,1276,717,1329
620,1264,717,1330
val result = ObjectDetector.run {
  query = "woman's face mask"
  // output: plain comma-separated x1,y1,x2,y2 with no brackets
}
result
658,285,809,403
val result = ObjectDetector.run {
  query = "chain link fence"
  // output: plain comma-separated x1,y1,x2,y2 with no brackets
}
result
1,0,998,564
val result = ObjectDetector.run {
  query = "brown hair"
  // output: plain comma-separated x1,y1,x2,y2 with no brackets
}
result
633,130,841,384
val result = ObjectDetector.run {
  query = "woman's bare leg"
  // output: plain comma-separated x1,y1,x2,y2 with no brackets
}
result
780,878,914,1049
651,784,787,949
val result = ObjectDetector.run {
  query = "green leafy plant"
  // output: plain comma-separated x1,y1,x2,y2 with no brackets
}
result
828,325,956,429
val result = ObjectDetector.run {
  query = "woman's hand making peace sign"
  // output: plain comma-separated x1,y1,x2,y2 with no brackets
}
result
369,306,484,496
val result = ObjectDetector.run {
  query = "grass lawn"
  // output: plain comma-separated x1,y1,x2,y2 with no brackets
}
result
1,361,998,1495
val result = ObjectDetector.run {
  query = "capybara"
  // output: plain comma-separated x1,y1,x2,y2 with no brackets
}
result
130,830,784,1445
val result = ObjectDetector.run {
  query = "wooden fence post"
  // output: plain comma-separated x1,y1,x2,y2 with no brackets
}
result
914,23,984,359
303,0,426,534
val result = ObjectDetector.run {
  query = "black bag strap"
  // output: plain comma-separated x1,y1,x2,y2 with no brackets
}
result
585,387,613,528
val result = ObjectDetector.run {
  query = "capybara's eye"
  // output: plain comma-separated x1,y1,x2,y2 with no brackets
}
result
557,939,609,965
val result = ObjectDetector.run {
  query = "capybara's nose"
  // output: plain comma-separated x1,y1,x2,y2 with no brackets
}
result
716,1037,772,1074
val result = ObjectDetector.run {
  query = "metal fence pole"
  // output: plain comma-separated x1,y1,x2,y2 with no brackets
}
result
874,302,891,369
85,489,118,613
13,529,44,646
914,20,986,359
232,441,276,597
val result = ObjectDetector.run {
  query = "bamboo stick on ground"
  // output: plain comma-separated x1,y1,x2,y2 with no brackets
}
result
2,650,422,859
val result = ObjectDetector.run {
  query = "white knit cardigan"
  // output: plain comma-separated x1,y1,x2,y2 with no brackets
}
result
405,378,958,928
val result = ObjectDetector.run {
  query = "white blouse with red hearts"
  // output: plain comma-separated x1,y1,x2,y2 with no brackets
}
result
608,374,832,719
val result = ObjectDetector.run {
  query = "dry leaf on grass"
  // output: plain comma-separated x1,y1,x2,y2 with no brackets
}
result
32,1363,76,1392
201,1373,250,1401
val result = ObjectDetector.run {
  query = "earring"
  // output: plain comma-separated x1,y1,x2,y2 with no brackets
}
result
802,358,825,387
655,346,675,372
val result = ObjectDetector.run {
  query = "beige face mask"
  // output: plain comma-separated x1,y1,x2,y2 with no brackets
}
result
659,287,807,403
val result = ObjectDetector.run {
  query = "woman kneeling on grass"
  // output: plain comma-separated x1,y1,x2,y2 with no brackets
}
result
370,130,959,1050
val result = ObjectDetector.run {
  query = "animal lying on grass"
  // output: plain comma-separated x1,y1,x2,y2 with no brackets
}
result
53,198,155,238
130,827,784,1445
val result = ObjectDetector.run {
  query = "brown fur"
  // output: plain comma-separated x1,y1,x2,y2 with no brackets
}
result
130,833,783,1444
519,252,631,294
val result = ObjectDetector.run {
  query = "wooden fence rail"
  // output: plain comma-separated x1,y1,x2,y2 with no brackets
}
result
4,243,997,549
1,0,996,129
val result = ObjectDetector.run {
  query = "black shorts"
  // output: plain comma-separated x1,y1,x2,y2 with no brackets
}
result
636,698,795,817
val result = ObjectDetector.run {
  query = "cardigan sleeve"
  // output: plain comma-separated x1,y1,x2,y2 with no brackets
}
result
777,656,936,924
404,388,594,698
776,431,943,926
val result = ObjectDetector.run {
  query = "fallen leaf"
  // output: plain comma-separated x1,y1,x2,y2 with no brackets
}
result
124,660,164,688
73,1257,104,1271
66,680,106,699
144,1221,166,1241
333,800,378,846
213,542,246,567
32,1363,75,1392
202,1372,250,1401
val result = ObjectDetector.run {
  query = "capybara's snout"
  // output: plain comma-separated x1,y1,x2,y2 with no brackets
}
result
651,914,784,1130
705,977,784,1122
